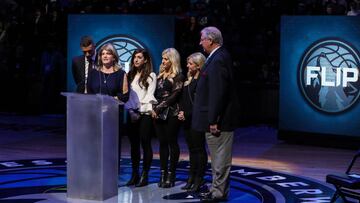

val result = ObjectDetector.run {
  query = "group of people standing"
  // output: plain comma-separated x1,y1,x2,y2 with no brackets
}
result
72,26,237,202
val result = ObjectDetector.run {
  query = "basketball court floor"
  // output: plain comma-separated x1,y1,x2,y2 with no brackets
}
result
0,114,356,202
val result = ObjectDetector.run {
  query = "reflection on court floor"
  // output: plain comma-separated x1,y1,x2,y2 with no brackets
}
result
0,158,335,203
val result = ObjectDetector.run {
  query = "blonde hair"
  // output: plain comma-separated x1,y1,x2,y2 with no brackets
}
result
97,43,122,71
158,48,181,80
184,52,206,86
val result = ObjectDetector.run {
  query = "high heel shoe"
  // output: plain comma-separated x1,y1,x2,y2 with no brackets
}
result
126,171,140,186
135,171,148,187
158,170,167,188
181,175,194,190
163,171,176,188
188,177,205,192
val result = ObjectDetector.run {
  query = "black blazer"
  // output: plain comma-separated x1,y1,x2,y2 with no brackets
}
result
72,55,86,93
192,46,238,132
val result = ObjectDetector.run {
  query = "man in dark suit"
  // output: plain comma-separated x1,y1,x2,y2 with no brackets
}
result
72,35,96,93
192,26,238,202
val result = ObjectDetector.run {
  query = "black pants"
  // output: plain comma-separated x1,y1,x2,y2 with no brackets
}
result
127,115,153,172
155,116,180,172
183,119,208,178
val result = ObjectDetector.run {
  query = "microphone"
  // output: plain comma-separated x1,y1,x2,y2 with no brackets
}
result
98,68,102,95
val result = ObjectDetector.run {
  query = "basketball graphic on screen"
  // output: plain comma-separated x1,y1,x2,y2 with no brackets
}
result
298,38,360,113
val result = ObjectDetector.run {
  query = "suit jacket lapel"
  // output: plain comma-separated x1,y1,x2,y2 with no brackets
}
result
201,47,222,73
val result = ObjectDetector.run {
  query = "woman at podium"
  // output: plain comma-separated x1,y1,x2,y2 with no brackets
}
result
87,43,130,164
87,43,129,102
125,49,157,187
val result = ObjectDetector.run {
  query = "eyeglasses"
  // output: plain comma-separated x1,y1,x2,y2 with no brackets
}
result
200,37,210,42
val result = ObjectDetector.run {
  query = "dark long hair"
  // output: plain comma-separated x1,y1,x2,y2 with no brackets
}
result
128,49,153,89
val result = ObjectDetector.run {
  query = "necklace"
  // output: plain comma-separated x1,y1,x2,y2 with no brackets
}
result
103,72,111,84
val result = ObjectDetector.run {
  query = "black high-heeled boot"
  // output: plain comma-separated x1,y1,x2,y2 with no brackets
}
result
135,171,148,187
188,176,205,192
126,171,140,186
158,170,167,188
163,171,176,188
181,174,194,190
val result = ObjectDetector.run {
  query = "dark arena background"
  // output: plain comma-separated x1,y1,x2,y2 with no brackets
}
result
1,1,360,203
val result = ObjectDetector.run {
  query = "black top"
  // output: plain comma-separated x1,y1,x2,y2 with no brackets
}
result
179,78,198,118
153,74,184,117
87,68,129,103
179,78,198,128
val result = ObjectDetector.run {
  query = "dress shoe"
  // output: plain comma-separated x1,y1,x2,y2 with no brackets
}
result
135,171,148,187
198,191,211,198
200,193,227,202
126,172,139,186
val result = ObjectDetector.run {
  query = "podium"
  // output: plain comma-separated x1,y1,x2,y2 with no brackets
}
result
62,93,121,201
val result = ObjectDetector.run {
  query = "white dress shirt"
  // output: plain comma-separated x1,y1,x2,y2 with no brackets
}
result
84,55,96,93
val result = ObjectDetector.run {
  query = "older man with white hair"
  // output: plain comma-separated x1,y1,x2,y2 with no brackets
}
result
192,26,238,202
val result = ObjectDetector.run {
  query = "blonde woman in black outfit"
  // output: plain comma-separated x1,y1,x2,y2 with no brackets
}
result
178,52,208,192
152,48,184,188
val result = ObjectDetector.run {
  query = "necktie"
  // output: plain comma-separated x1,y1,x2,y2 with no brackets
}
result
84,59,93,93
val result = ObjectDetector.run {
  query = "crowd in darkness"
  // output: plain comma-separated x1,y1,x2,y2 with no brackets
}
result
0,0,359,114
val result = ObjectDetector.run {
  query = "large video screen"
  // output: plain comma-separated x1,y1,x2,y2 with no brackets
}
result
67,14,174,92
280,16,360,137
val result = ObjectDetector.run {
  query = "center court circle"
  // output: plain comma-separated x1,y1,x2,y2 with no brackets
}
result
0,158,334,202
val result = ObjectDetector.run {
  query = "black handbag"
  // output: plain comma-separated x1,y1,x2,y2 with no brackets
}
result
158,107,170,120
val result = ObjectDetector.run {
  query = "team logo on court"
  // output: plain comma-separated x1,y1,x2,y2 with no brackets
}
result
298,38,360,113
96,35,148,72
0,158,335,202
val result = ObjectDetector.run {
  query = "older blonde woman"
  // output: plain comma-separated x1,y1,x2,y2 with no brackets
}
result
178,52,208,192
152,48,184,188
